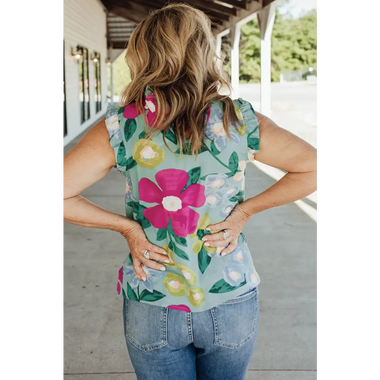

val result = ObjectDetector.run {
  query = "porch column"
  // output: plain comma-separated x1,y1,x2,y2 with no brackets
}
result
257,2,276,117
110,63,114,103
215,34,222,58
230,22,241,99
215,29,230,76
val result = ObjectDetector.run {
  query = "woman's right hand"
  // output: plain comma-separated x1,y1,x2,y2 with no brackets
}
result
120,220,173,281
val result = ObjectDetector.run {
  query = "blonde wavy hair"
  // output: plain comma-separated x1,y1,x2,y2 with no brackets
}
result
121,3,240,156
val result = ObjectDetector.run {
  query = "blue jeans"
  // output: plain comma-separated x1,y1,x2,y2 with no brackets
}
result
122,287,260,380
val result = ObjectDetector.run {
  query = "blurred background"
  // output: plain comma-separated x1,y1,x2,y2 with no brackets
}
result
64,1,317,379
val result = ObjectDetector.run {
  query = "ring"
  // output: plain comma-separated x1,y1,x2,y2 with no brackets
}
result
222,229,229,240
143,249,150,260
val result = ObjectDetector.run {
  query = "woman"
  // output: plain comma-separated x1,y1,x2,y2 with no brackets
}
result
64,4,317,380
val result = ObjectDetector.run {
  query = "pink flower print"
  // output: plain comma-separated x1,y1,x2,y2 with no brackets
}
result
139,169,206,237
117,264,124,295
144,94,158,126
168,304,192,312
205,104,211,124
123,102,140,119
123,93,162,127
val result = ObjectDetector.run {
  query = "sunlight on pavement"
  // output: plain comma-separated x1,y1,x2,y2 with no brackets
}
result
253,160,317,222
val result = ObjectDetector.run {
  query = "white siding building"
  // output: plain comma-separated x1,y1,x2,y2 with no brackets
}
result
64,0,109,146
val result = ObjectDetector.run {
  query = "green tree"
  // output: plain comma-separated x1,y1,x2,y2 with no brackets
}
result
238,9,317,83
111,50,131,97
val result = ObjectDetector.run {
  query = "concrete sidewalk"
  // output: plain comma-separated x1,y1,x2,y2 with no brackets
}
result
64,133,317,379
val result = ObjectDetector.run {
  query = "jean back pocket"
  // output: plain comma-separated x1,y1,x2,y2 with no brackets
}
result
210,287,259,349
123,298,168,352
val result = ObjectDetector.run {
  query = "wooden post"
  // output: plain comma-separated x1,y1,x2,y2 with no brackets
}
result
257,2,276,117
230,22,241,99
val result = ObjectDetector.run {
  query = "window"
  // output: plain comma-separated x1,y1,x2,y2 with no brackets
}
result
94,52,102,113
78,46,90,124
64,40,67,137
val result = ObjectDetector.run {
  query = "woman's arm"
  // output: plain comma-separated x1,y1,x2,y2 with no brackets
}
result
239,111,317,217
204,112,317,254
64,119,171,279
64,119,130,231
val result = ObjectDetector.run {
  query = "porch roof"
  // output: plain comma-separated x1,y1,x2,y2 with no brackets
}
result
100,0,276,49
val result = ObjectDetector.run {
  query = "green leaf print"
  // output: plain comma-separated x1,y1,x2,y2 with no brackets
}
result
121,287,127,298
125,156,137,171
198,247,211,274
209,277,247,294
118,107,124,114
173,244,190,261
140,217,151,229
157,229,167,241
124,119,137,141
138,131,146,139
210,140,221,156
228,152,239,173
126,282,139,301
248,125,259,137
229,196,238,202
167,219,175,235
188,166,201,185
196,228,211,241
172,235,187,247
163,128,178,144
182,167,201,191
127,201,140,214
116,142,128,167
127,202,152,229
139,289,166,302
247,136,259,150
167,218,187,247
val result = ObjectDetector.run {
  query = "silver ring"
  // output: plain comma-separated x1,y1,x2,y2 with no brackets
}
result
222,229,229,240
143,249,150,260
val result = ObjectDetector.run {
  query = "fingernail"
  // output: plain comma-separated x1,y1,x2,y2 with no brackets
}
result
204,242,210,246
164,259,171,263
206,227,211,231
202,237,207,241
142,276,147,281
160,266,166,271
221,251,228,256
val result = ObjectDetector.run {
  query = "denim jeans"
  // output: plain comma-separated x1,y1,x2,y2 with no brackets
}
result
122,287,260,380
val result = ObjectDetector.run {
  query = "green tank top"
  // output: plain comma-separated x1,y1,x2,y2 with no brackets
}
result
105,86,260,312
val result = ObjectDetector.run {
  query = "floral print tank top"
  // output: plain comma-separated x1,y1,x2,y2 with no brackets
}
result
105,87,260,312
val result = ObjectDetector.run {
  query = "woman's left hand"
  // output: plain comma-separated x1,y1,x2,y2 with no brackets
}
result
202,203,250,256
